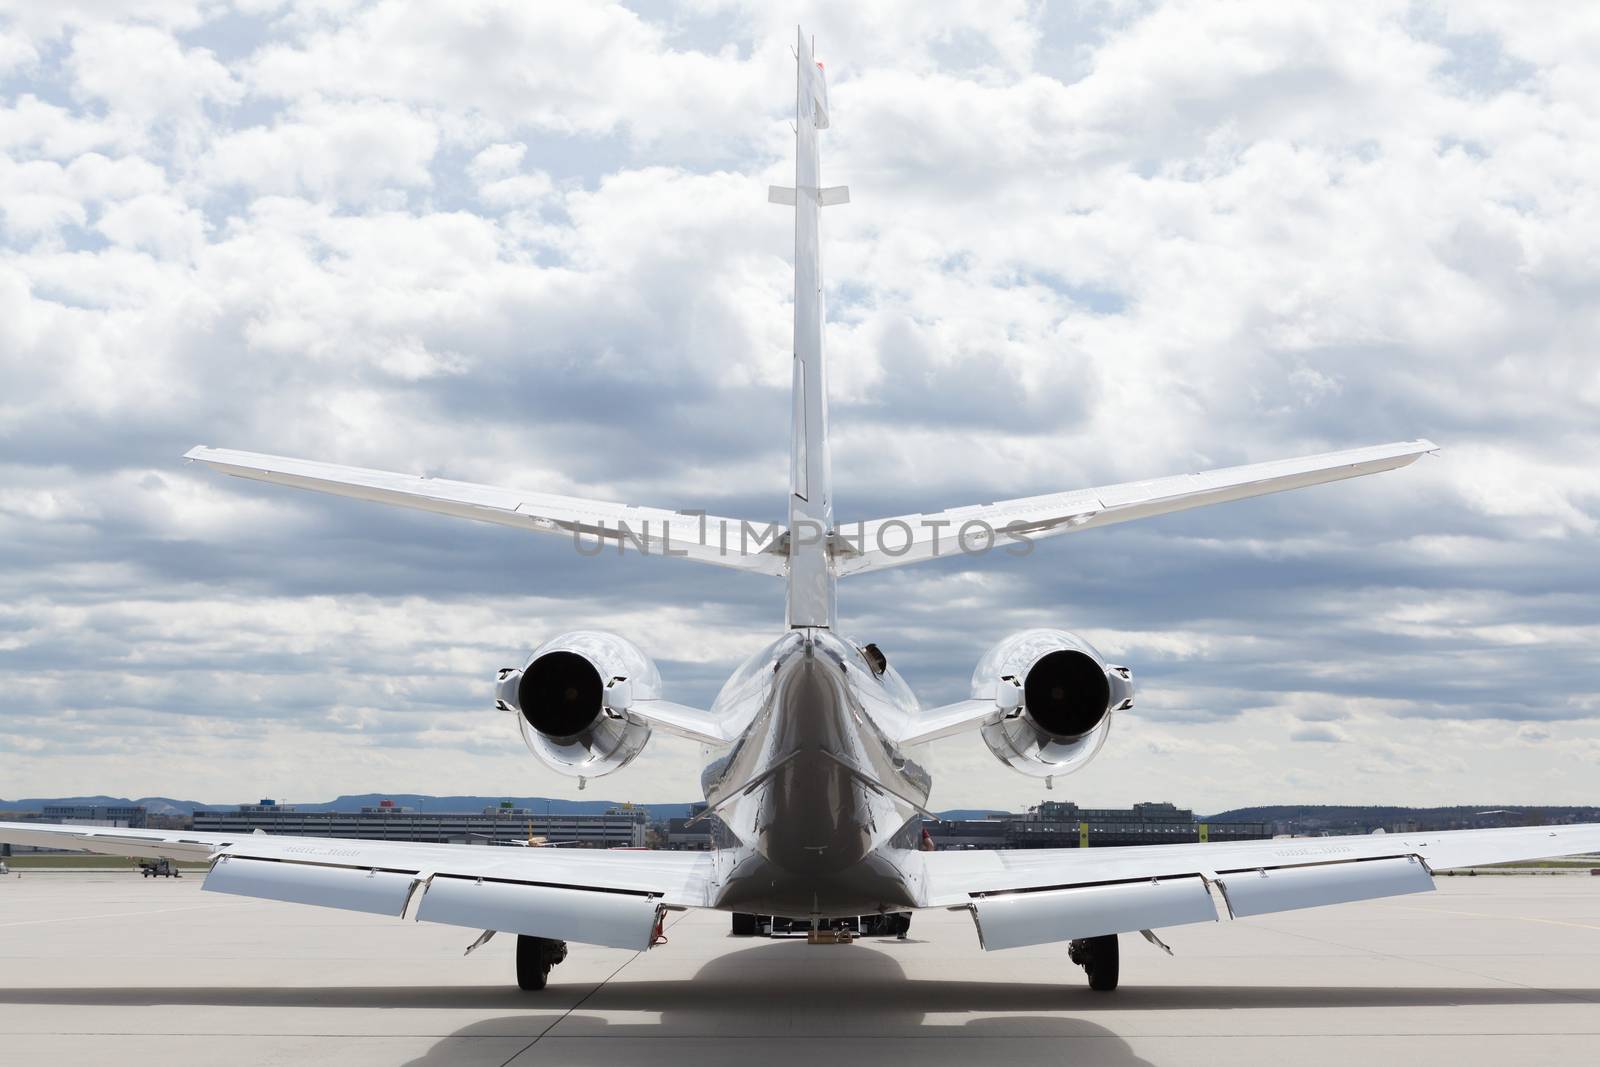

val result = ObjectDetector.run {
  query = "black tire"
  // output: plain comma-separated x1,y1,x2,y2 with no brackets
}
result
1082,934,1120,991
516,935,564,991
730,912,757,936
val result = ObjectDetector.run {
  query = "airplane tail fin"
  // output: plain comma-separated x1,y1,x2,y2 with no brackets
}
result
780,28,844,628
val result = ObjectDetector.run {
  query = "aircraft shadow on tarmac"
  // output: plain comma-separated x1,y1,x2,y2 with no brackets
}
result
2,939,1594,1015
6,938,1596,1066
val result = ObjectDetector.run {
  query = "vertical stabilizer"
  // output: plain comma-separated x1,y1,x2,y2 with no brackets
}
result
781,29,842,629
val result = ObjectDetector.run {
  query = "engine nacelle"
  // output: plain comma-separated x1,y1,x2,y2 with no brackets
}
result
972,628,1133,780
494,630,657,779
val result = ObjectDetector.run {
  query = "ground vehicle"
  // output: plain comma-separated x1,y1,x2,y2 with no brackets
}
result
139,858,181,878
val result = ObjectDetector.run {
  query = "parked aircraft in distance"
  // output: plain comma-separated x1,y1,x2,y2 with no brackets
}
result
6,29,1596,993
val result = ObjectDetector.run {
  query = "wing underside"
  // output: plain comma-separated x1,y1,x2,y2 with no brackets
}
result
0,821,713,950
837,439,1438,576
922,822,1600,950
185,447,786,576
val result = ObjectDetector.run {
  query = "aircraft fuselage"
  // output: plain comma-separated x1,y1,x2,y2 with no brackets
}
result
701,628,930,917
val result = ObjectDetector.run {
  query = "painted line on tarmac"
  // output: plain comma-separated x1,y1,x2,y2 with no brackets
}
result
0,901,254,928
1380,903,1600,933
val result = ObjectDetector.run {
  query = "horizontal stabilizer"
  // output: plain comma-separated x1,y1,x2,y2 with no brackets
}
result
769,184,848,206
184,447,786,576
837,439,1438,576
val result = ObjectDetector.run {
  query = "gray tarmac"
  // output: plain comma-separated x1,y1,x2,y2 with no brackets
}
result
1,870,1597,1065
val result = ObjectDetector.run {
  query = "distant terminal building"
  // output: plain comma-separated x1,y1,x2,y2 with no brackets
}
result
665,804,712,849
193,799,647,848
925,801,1269,850
0,803,149,854
923,819,1010,849
41,804,147,828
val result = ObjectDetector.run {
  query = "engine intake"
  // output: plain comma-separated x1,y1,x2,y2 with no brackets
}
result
495,631,658,779
973,629,1132,780
520,650,605,738
1024,649,1114,738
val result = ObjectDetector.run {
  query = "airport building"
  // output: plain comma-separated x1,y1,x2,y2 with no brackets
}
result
665,804,713,849
665,799,1270,850
926,800,1270,850
40,804,147,828
191,799,648,848
0,804,150,854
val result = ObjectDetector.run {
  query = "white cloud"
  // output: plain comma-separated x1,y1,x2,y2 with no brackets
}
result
203,98,438,204
2,1,1598,808
68,22,241,125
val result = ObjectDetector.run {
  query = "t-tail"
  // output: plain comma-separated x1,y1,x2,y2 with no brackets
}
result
178,28,1437,631
771,29,847,629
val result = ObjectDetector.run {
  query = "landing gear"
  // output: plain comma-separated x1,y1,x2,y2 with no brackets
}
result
1068,934,1119,991
730,912,758,936
516,935,567,991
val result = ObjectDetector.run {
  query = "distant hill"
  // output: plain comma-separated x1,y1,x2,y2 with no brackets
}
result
0,795,208,817
1206,804,1600,827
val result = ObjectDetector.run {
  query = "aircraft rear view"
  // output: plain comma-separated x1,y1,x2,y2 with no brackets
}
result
5,27,1598,997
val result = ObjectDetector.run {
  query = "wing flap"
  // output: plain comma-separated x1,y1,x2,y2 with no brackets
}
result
205,856,416,917
415,875,660,950
0,820,714,948
185,446,786,576
970,875,1217,950
923,823,1600,911
1215,856,1433,919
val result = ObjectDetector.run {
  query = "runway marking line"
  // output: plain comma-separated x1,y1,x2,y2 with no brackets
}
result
1378,902,1600,933
0,901,253,929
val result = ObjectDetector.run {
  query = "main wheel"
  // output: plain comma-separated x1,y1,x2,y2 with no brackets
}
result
730,912,757,936
1071,934,1120,992
516,935,566,991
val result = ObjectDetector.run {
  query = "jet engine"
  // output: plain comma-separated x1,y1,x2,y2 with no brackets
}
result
494,631,658,780
972,629,1133,779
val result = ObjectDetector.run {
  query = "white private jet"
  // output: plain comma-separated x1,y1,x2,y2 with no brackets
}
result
6,31,1596,994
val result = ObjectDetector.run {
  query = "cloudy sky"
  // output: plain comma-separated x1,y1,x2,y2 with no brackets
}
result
2,1,1597,812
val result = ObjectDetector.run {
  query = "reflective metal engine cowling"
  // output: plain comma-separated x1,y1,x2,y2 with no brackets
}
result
972,628,1133,779
495,631,657,779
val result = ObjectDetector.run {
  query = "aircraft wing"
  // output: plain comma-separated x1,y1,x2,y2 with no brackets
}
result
919,823,1600,950
0,821,712,950
835,439,1438,576
184,446,786,576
